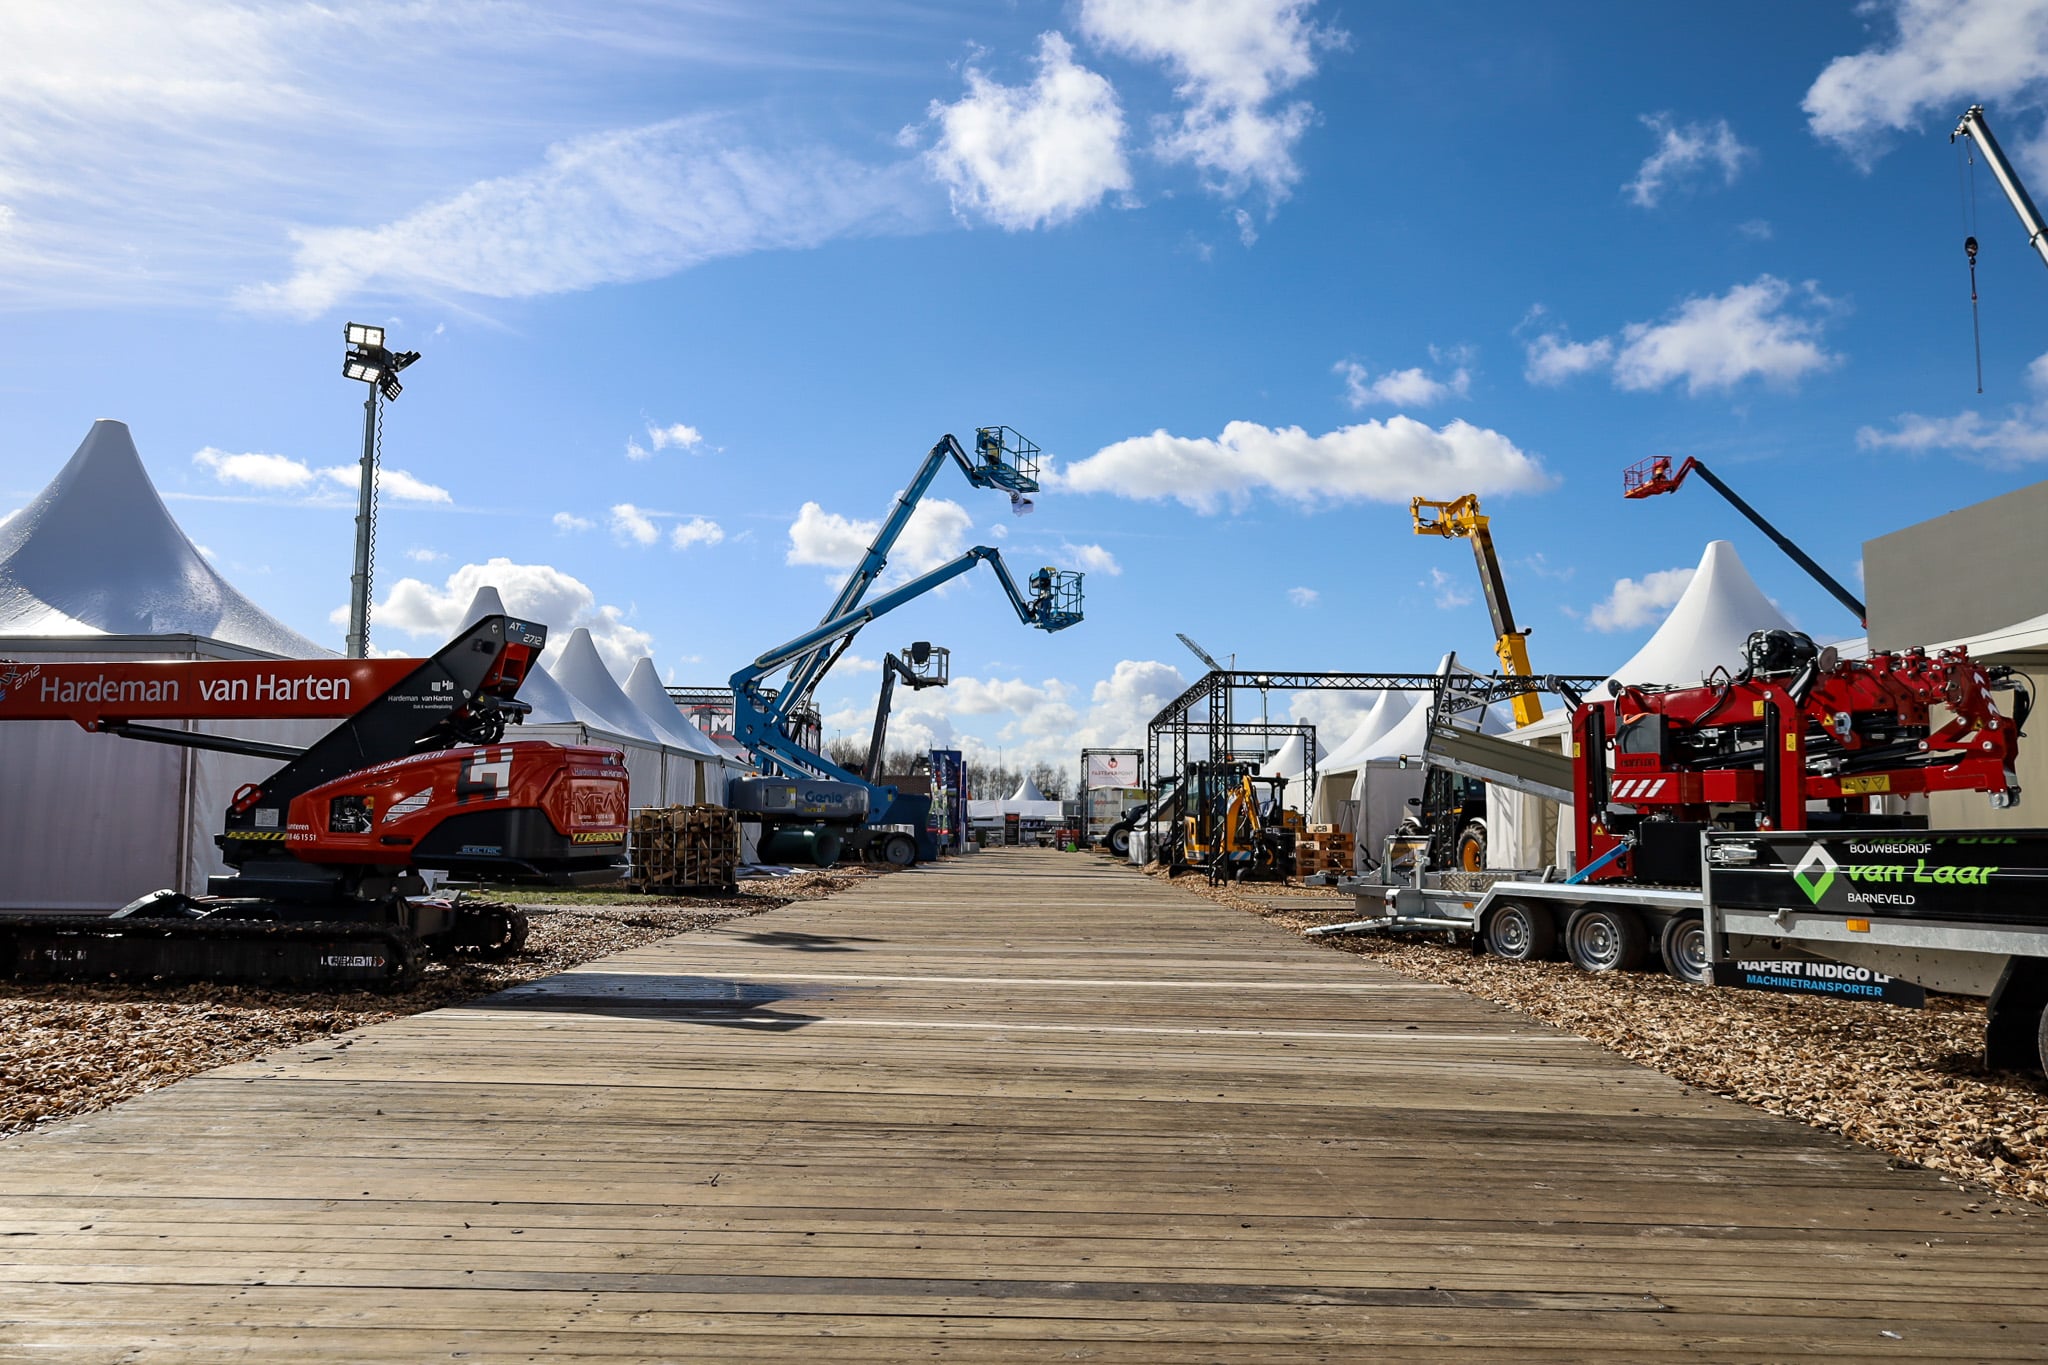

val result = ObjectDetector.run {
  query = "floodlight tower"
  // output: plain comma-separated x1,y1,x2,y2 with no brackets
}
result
340,322,421,659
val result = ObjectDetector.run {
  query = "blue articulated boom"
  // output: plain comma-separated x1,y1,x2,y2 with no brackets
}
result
731,545,1084,804
727,427,1083,866
779,429,1041,715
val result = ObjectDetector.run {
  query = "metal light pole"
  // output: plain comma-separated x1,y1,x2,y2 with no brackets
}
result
345,382,379,659
340,323,420,659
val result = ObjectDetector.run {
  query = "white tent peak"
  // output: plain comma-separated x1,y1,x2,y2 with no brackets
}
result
1010,775,1045,801
551,628,660,743
1321,690,1414,771
458,585,509,631
1607,539,1794,690
1260,731,1327,790
0,419,329,656
623,657,726,760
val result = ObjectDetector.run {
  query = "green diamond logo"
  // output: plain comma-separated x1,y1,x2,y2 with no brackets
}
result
1792,844,1837,905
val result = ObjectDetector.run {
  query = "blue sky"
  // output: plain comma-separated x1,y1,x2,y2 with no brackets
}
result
5,0,2048,771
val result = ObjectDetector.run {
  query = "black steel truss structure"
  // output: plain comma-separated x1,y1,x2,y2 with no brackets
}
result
1146,668,1607,794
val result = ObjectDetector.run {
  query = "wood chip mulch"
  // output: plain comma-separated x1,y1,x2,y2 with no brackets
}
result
0,864,896,1142
1153,862,2048,1209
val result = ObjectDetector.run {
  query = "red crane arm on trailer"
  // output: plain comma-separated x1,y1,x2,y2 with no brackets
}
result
1570,633,2025,885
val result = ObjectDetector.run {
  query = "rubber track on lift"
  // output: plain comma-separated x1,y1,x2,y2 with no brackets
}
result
0,915,422,990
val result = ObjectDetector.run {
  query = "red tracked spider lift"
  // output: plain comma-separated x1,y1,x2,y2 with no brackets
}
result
0,614,628,988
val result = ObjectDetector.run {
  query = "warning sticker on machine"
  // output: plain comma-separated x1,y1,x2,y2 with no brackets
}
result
1712,959,1924,1008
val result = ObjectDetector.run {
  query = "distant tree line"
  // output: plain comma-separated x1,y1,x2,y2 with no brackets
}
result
818,737,1069,800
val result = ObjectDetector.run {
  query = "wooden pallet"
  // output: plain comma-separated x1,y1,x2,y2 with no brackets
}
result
627,804,741,893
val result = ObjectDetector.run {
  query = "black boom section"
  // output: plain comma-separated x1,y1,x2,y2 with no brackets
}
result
221,615,547,840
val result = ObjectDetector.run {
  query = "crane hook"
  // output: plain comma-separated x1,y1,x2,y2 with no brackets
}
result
1966,235,1984,395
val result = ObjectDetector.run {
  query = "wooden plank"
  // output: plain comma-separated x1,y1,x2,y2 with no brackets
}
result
1,847,2045,1360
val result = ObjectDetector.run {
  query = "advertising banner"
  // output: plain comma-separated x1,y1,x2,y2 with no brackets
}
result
1084,750,1140,788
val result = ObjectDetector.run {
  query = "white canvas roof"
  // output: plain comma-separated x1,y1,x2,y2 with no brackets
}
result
1259,731,1327,790
0,419,328,656
1607,539,1793,689
624,657,729,761
551,628,662,744
1320,690,1414,771
1349,688,1511,765
1010,775,1046,801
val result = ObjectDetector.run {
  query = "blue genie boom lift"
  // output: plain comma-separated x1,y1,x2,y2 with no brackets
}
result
729,428,1084,867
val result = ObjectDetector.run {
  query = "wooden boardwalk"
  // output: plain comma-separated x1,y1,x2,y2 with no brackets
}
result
1,848,2044,1361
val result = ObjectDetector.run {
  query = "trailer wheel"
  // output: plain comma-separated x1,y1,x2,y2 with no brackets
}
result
1659,914,1711,985
2038,1004,2048,1078
1107,826,1131,858
1484,901,1556,962
1565,907,1649,973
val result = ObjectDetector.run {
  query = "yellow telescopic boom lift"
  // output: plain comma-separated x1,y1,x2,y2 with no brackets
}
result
1412,494,1543,727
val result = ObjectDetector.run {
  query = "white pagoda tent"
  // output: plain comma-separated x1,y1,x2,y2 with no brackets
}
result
0,420,334,907
1489,539,1796,870
1309,690,1414,824
1259,730,1327,807
623,657,738,805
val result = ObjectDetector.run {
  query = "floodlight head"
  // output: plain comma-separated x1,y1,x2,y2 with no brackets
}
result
378,374,403,401
343,355,383,384
390,349,421,373
344,322,385,349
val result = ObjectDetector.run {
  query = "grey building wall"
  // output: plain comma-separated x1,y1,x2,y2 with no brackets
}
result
1865,479,2048,651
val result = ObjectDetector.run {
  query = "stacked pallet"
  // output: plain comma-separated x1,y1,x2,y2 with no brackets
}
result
628,805,741,893
1292,823,1355,877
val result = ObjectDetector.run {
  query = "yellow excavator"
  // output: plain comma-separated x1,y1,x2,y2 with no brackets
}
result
1412,494,1543,728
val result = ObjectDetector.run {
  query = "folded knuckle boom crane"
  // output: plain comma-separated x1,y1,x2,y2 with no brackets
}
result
0,614,629,988
727,428,1082,865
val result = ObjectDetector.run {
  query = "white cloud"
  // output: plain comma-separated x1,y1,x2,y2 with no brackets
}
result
838,654,882,674
552,511,595,534
1625,114,1754,208
1804,0,2048,165
403,547,445,563
1589,567,1695,631
193,447,314,490
1060,416,1552,513
923,32,1132,231
786,496,972,573
1060,541,1122,576
1286,585,1317,607
1233,206,1257,246
374,468,454,504
1424,567,1472,610
1336,357,1470,408
1613,276,1840,394
1522,331,1614,386
609,503,660,546
193,446,450,504
1078,0,1345,199
1738,218,1774,240
240,116,929,317
627,420,705,460
367,557,653,672
670,516,724,549
1856,359,2048,463
0,509,16,529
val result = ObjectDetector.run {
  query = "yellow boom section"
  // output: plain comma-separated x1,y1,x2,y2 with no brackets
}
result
1411,494,1544,727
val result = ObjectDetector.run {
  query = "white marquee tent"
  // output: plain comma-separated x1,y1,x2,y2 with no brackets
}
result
0,420,334,908
1259,730,1327,805
457,586,735,811
1309,690,1415,824
1488,538,1797,870
623,657,738,805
